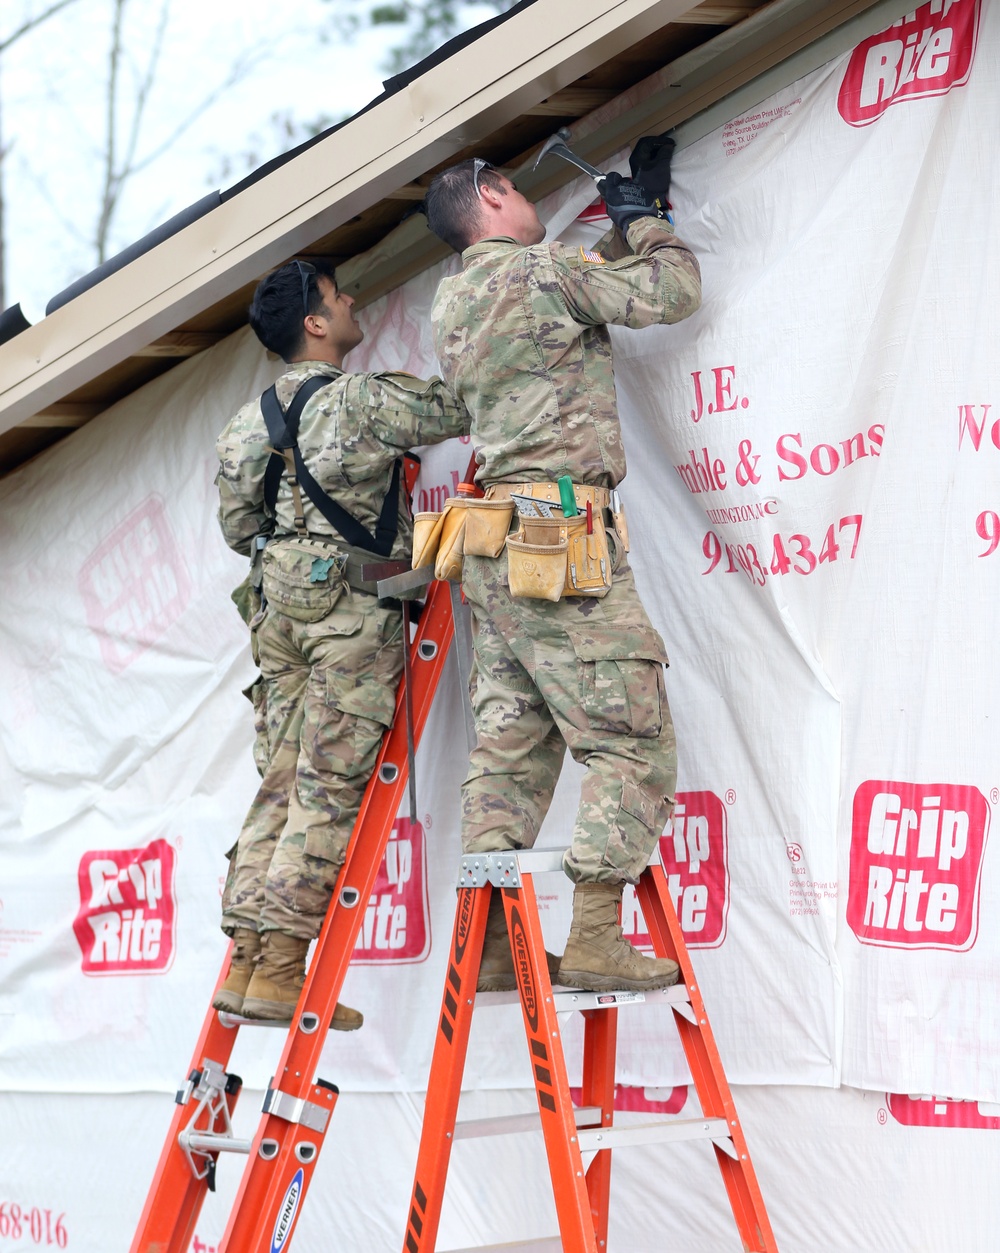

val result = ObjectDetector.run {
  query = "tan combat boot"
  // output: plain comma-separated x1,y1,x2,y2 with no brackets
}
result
558,883,680,992
477,892,562,992
212,927,261,1014
241,930,363,1031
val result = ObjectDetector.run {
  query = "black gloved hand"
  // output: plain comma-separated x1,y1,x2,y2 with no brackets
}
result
629,132,676,199
597,171,670,233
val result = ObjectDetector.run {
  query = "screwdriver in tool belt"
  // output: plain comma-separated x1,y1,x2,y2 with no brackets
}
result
558,475,578,518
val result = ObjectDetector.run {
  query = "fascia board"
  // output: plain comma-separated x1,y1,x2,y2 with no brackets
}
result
331,0,908,312
0,0,704,439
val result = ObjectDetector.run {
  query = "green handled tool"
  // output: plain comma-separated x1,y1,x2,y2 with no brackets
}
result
558,475,578,518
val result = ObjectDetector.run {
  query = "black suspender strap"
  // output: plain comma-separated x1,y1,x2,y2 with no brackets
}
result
260,376,402,558
261,375,327,515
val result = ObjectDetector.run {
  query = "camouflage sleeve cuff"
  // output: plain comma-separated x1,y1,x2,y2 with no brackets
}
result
624,216,679,252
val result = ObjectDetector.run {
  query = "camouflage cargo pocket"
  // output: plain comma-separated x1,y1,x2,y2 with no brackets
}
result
601,778,665,880
571,625,667,737
241,675,268,777
230,571,261,626
326,663,398,728
580,659,664,737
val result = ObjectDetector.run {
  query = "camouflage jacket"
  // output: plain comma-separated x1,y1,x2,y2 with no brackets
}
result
431,216,701,488
217,361,469,560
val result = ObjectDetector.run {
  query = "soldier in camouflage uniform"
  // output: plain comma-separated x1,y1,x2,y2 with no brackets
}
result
214,259,468,1024
424,159,701,992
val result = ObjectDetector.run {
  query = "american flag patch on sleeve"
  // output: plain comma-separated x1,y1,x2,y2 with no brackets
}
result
579,247,606,264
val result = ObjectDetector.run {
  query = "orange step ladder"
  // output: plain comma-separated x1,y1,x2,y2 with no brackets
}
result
130,575,457,1253
403,847,778,1252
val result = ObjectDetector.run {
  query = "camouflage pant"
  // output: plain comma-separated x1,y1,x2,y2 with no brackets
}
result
461,547,677,884
221,588,403,940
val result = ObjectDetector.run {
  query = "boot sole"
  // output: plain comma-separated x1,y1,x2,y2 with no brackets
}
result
241,997,363,1032
212,991,246,1014
241,997,294,1022
477,974,518,992
478,954,563,993
557,967,680,993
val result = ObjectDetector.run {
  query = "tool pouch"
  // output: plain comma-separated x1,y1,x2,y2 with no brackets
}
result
564,512,613,598
610,498,630,553
434,498,470,582
412,511,445,568
506,517,568,601
463,499,514,558
261,540,347,622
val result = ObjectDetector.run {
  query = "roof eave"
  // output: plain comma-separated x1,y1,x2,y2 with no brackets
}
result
0,0,703,439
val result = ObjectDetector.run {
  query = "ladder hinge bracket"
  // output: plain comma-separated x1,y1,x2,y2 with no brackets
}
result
458,852,521,889
262,1086,332,1134
176,1058,241,1184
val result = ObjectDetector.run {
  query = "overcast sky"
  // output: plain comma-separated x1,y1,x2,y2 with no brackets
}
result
3,0,499,319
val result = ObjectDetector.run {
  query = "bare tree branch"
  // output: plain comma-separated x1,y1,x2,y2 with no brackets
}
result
95,0,127,263
0,0,84,304
0,0,81,55
126,42,269,177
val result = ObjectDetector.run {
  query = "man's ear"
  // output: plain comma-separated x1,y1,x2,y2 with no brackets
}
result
302,311,326,340
478,181,506,211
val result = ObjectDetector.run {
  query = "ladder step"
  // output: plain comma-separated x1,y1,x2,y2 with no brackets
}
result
461,845,664,887
444,1240,562,1252
454,1106,602,1140
178,1131,253,1155
577,1115,732,1153
476,984,693,1014
216,1011,287,1029
472,844,664,878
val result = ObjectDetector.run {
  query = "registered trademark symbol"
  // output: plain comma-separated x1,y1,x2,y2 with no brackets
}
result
991,788,999,805
877,1107,888,1126
424,813,433,829
175,836,184,849
725,789,736,806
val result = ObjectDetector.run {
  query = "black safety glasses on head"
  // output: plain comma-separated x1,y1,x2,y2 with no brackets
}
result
472,158,496,200
293,259,317,317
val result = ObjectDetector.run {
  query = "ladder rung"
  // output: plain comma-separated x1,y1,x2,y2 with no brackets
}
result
178,1131,253,1155
476,984,692,1014
454,1106,602,1140
511,845,663,875
444,1240,562,1252
578,1116,731,1152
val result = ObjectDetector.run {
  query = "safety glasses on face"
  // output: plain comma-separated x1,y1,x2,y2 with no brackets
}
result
293,259,317,317
472,159,496,200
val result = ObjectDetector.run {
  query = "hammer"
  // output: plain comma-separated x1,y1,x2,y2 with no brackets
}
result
533,128,606,183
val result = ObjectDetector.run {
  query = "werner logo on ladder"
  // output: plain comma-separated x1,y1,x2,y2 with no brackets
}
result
404,848,778,1253
129,574,456,1253
130,561,776,1252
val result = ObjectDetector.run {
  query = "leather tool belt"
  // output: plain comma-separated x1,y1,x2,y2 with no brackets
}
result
408,481,630,601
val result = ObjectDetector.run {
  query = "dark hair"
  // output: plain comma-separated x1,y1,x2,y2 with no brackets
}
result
424,159,506,253
248,258,338,362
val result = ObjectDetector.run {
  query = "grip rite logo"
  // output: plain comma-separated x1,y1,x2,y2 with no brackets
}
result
888,1093,1000,1130
73,839,177,974
570,1085,689,1116
625,791,729,950
78,495,192,674
847,781,990,950
838,0,980,126
353,818,431,964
